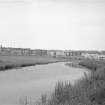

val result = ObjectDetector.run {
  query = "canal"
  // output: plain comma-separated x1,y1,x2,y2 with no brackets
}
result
0,62,89,105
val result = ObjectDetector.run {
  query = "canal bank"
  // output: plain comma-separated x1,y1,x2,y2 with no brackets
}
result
0,62,89,105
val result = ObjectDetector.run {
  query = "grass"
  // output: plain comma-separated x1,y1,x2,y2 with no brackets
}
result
0,55,66,71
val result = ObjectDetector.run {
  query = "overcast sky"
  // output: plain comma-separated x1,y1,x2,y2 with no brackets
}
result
0,0,105,50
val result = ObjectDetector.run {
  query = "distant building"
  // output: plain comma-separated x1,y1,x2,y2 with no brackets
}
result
29,50,37,56
47,50,56,57
99,55,105,60
64,50,82,57
55,50,65,57
81,53,105,60
22,48,31,56
9,48,23,56
0,47,11,55
34,49,47,56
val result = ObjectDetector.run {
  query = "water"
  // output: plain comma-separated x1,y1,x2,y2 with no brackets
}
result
0,62,89,105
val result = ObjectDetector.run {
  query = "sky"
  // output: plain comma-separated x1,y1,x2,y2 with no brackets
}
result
0,0,105,50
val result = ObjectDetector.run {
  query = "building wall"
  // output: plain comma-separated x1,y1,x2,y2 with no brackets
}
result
47,51,56,57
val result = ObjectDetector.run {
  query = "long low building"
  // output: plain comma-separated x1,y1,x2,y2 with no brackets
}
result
81,53,105,60
47,50,83,57
0,46,48,56
0,46,104,59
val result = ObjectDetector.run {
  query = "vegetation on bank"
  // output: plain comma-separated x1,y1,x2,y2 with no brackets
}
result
30,59,105,105
79,59,105,71
0,55,66,71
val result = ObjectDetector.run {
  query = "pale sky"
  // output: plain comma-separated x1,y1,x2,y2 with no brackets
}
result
0,0,105,50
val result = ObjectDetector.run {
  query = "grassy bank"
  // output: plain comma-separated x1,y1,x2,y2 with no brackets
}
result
30,59,105,105
0,55,66,71
79,59,105,71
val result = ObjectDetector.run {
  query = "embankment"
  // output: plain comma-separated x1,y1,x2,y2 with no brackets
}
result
0,55,67,71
